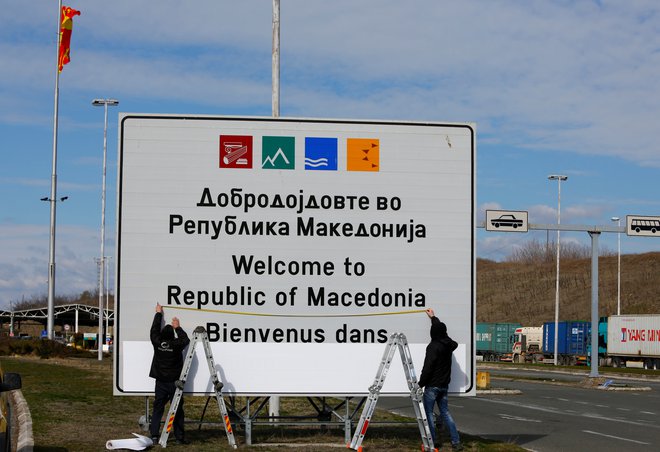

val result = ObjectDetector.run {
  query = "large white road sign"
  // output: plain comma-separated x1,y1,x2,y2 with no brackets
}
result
115,116,476,396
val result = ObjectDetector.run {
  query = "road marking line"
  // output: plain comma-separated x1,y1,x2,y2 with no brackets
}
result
616,407,631,411
582,430,650,445
477,399,660,429
499,414,541,423
640,411,655,415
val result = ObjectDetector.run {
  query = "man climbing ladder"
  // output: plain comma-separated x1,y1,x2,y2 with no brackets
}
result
158,325,237,449
348,332,436,452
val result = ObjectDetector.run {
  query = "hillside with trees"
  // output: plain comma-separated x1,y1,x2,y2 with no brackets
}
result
477,243,660,326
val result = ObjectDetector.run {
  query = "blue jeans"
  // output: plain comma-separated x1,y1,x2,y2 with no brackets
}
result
423,386,460,446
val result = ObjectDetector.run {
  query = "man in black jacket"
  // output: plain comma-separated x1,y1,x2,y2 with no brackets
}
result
418,308,462,451
149,303,190,444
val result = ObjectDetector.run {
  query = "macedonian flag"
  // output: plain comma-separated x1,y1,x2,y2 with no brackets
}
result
58,6,81,72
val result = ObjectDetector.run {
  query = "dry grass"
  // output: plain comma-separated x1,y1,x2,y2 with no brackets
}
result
2,355,524,452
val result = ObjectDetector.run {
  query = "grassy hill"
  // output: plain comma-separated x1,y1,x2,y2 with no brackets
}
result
477,251,660,326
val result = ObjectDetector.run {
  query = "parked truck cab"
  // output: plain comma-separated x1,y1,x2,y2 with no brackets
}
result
512,327,542,363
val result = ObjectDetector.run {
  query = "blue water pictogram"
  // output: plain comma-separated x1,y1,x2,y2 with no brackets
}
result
305,137,337,171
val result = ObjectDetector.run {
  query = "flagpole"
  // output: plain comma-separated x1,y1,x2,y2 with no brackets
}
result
46,0,64,340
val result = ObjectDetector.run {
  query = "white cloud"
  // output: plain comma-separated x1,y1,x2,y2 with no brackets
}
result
0,224,104,309
3,1,659,166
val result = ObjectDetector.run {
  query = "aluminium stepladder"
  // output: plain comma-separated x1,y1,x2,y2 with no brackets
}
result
348,333,436,452
158,326,237,448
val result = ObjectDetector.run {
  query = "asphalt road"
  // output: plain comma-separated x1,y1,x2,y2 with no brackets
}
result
379,368,660,451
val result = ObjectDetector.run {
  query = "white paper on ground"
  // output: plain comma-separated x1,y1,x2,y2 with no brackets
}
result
105,433,153,450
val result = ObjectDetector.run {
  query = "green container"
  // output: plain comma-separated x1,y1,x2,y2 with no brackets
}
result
477,322,521,355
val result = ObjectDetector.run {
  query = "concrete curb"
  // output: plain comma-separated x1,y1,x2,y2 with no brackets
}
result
10,390,34,452
477,389,522,395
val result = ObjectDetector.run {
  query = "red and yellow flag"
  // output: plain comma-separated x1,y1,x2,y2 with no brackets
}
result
58,6,81,72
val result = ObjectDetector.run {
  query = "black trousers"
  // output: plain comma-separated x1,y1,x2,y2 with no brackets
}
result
150,380,185,440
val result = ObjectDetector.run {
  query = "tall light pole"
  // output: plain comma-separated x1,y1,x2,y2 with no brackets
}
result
548,174,568,366
611,217,621,315
93,98,119,361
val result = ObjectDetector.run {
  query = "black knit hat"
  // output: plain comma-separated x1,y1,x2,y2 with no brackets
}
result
161,324,174,340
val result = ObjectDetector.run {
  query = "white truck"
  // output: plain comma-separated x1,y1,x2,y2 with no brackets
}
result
606,315,660,370
511,326,543,363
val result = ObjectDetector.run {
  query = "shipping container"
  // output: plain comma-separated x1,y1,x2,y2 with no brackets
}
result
476,322,520,361
542,321,590,365
606,315,660,370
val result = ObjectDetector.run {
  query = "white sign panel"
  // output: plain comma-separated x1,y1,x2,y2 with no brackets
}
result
626,215,660,237
485,210,528,232
115,116,476,396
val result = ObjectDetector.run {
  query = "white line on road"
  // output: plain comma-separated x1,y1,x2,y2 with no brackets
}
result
582,430,650,445
499,414,541,423
640,411,656,415
477,398,660,429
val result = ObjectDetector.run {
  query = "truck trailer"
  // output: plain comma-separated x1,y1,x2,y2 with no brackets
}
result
605,315,660,370
512,321,590,365
476,322,520,362
542,321,590,366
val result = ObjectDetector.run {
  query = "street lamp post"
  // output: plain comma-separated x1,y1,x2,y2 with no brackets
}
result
611,217,621,315
548,174,568,366
93,98,119,361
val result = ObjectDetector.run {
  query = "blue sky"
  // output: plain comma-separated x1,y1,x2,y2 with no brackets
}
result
1,0,659,308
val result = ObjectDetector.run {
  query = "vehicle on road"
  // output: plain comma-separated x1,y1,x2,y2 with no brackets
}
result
477,322,520,362
510,316,660,370
512,321,590,365
602,315,660,370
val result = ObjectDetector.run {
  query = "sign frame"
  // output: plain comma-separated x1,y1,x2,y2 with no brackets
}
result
115,115,476,397
485,210,528,232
